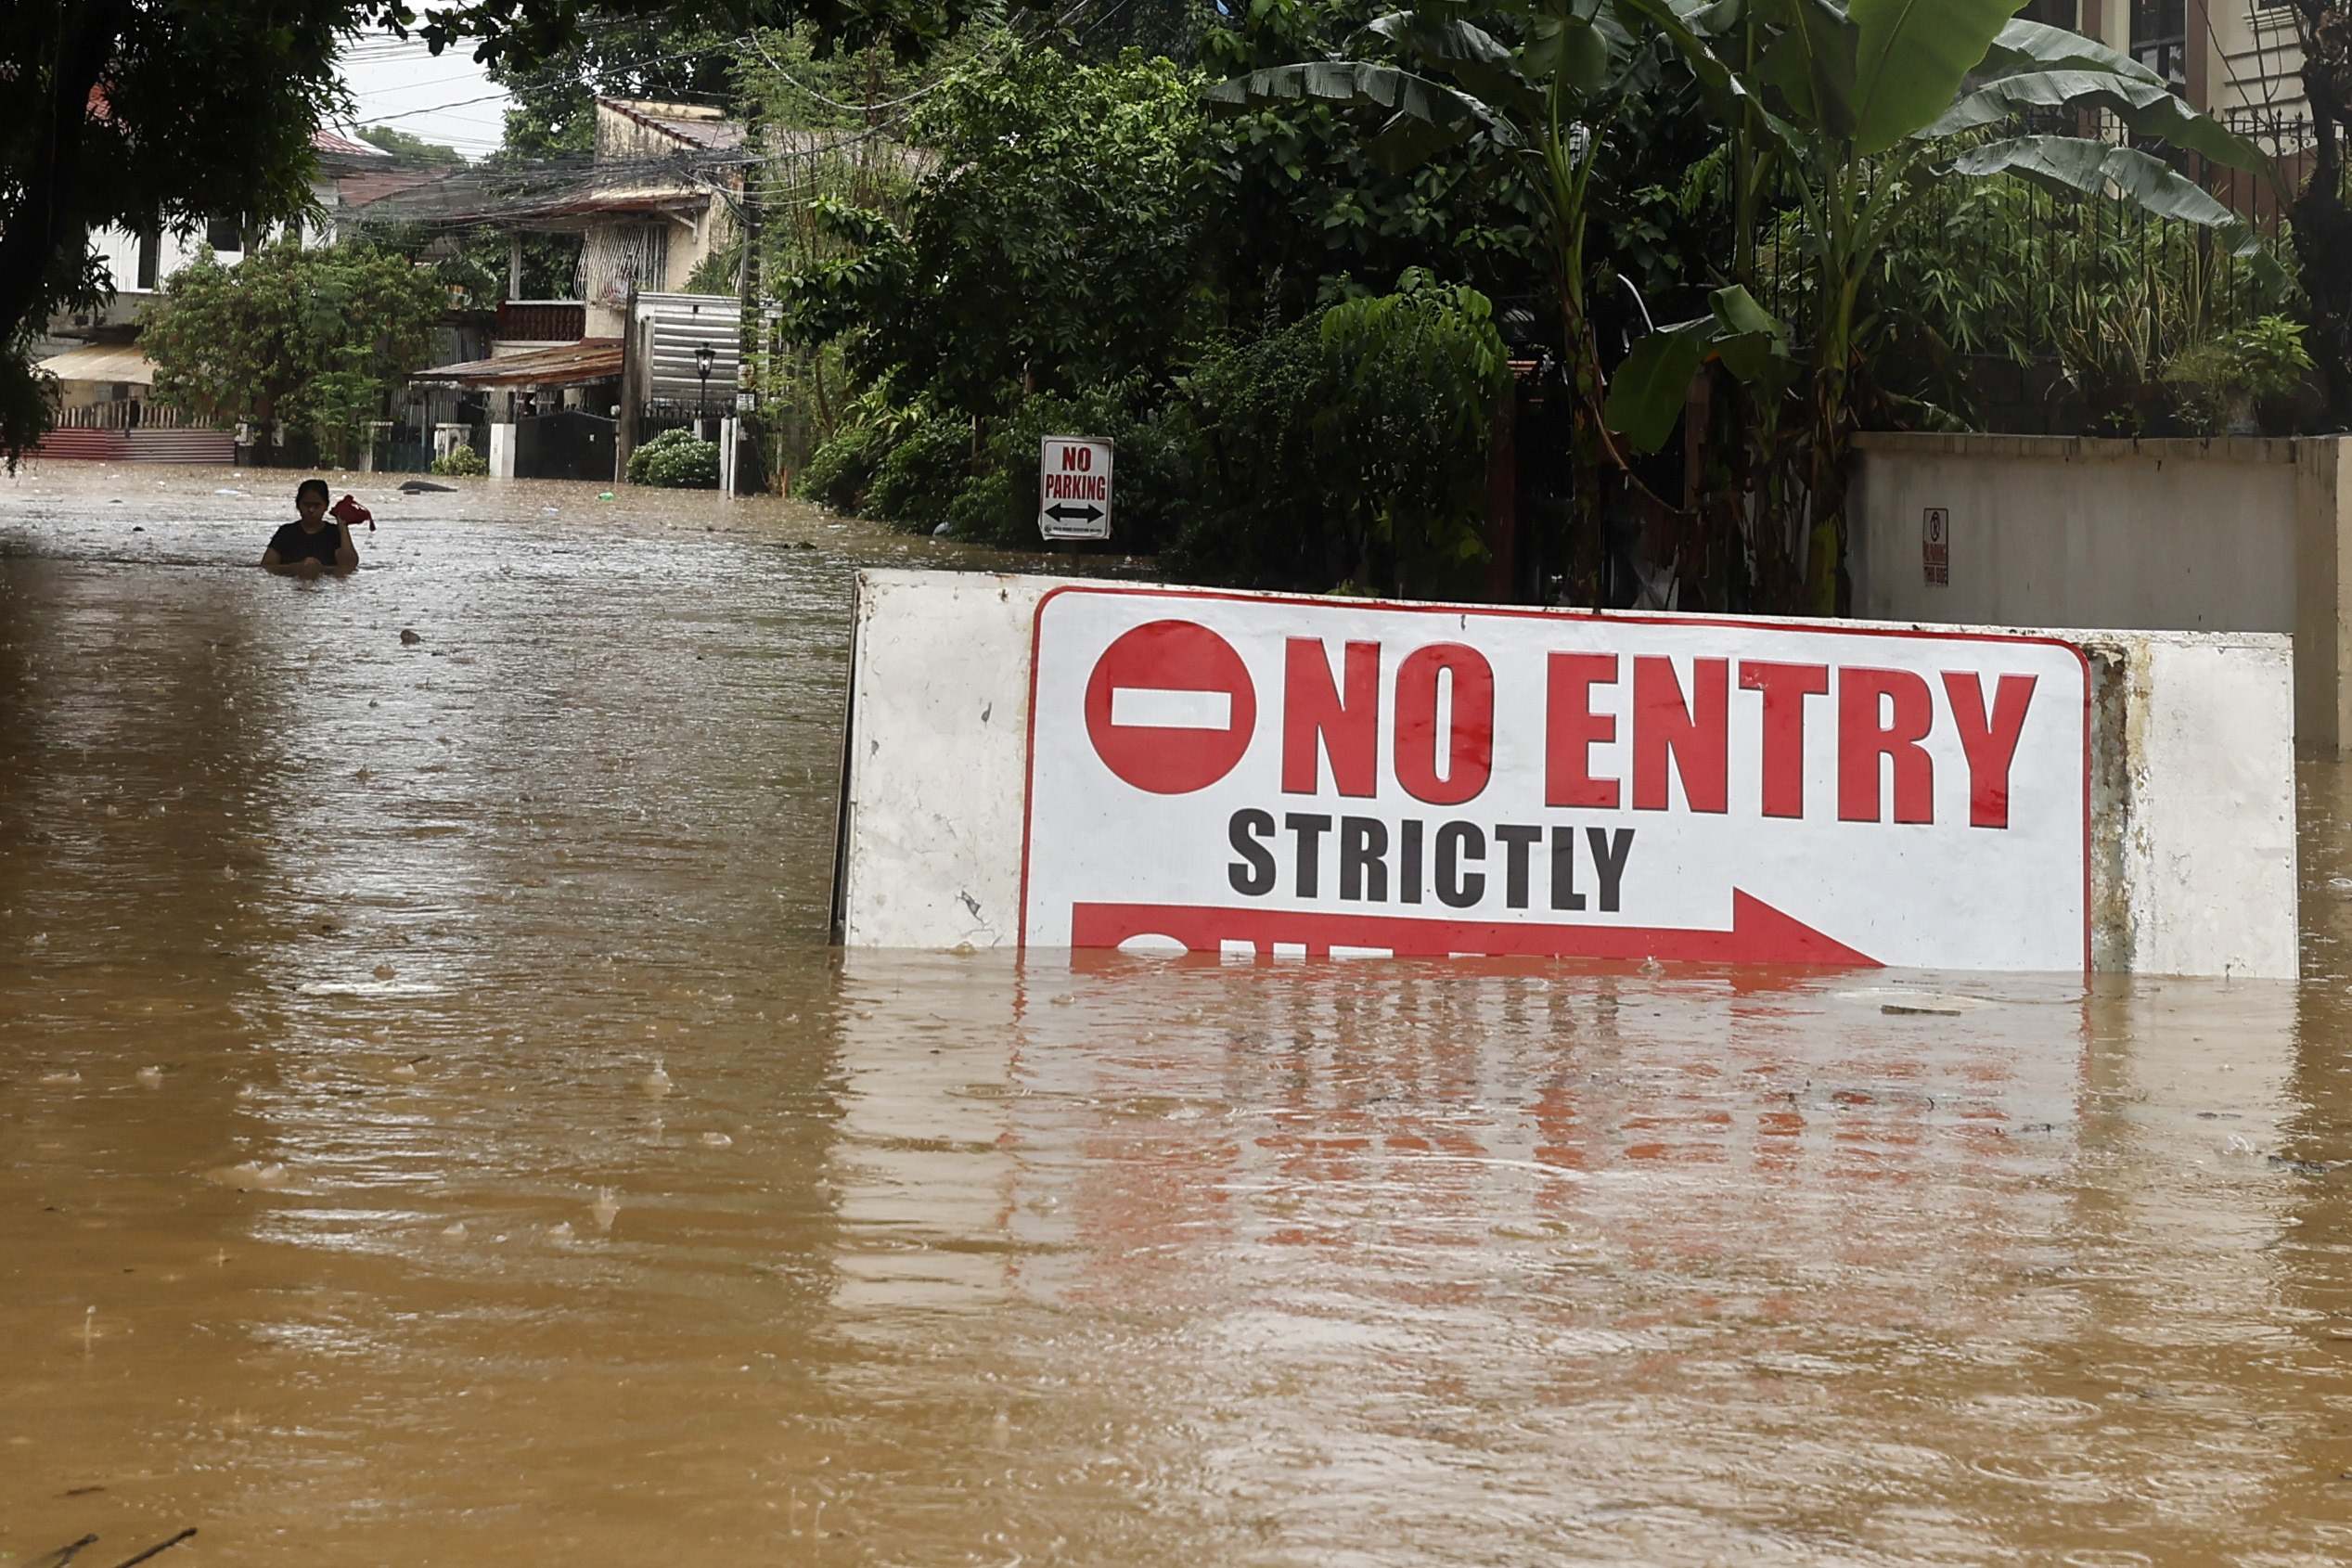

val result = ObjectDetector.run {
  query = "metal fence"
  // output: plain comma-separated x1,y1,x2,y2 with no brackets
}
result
54,400,220,431
1740,108,2317,433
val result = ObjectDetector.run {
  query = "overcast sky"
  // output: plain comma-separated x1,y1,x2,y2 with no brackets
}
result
339,30,516,159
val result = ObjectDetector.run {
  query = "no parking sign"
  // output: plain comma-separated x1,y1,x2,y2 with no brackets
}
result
1039,436,1112,541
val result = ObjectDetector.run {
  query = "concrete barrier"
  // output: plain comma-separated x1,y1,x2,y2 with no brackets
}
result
836,570,2296,978
1851,431,2352,756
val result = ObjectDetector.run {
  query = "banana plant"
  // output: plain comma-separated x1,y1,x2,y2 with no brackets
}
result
1609,0,2277,612
1205,1,1665,491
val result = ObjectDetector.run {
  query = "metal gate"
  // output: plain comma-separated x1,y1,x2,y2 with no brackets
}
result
514,409,617,482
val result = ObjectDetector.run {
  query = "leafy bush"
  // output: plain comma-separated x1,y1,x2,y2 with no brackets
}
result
1168,271,1510,596
798,419,895,511
431,444,487,477
626,427,721,489
865,417,972,533
946,381,1194,551
2163,315,2315,436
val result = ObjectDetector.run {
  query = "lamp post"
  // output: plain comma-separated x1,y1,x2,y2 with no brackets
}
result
695,342,714,428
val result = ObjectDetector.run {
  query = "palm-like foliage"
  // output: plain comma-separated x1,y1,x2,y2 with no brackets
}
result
1212,0,2278,613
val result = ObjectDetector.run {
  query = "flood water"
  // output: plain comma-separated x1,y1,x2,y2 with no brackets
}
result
8,465,2352,1565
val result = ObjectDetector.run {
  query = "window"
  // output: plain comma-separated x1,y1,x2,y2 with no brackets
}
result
2130,0,2188,92
135,227,159,291
205,216,242,254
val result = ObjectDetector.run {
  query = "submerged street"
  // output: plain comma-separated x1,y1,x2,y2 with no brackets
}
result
9,466,2352,1564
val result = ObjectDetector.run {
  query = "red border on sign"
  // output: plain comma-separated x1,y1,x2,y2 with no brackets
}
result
1016,585,2097,973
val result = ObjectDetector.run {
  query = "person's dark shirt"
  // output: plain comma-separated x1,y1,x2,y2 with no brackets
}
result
268,521,345,567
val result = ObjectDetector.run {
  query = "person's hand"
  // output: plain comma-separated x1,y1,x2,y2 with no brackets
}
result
294,558,325,578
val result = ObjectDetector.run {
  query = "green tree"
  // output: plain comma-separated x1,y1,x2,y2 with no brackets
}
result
0,1,362,462
142,242,447,464
787,45,1211,418
1608,0,2273,610
357,125,469,165
1199,0,1546,325
1172,269,1513,595
0,0,1014,464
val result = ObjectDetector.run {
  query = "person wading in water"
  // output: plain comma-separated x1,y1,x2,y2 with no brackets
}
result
261,479,360,577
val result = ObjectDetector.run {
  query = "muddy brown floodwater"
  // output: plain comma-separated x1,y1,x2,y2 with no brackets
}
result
8,465,2352,1566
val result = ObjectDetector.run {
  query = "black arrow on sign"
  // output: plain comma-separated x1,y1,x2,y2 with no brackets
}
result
1045,503,1104,524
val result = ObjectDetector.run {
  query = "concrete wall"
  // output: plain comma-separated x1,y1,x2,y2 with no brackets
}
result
838,570,2298,979
1851,431,2352,754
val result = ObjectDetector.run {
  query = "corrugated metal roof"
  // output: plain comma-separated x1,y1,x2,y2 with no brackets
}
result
313,128,393,159
409,339,624,388
338,167,450,209
599,98,746,151
36,344,154,386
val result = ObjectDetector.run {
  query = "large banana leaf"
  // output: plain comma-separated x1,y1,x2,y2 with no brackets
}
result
1927,69,2268,174
1605,285,1789,453
1206,61,1524,157
1359,11,1541,112
1614,0,1800,160
1758,0,1859,139
1975,18,2163,86
1951,135,2267,256
1848,0,2027,154
1523,11,1618,96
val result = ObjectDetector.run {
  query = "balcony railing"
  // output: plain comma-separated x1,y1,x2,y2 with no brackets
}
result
54,400,220,431
495,300,587,342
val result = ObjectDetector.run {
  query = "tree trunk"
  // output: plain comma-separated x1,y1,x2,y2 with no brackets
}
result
2295,2,2352,427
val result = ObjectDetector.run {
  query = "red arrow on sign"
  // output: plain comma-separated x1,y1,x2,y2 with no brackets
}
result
1068,892,1879,967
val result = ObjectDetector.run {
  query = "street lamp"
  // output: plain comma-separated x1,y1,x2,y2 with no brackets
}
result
695,342,714,417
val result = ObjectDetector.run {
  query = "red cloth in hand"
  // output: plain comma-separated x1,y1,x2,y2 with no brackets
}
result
331,495,375,533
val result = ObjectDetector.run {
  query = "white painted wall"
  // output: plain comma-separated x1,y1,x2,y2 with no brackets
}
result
486,422,517,480
2101,631,2298,979
1851,433,2298,636
839,572,1038,949
839,569,2297,978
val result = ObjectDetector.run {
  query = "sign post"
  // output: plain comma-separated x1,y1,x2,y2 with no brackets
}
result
1039,435,1114,542
1923,507,1950,586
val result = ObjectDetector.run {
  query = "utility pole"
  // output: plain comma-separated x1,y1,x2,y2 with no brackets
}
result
728,132,762,501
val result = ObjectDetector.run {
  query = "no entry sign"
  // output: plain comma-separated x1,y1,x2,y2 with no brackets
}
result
1039,436,1113,541
1020,587,2092,970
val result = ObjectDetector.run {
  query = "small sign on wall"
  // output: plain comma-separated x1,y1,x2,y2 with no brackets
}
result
1923,507,1951,586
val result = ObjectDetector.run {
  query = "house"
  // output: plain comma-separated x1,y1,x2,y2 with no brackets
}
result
395,97,751,482
30,127,436,462
2026,4,2310,160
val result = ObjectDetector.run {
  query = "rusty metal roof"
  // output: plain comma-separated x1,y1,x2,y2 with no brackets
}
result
313,128,393,159
598,97,746,151
409,339,623,389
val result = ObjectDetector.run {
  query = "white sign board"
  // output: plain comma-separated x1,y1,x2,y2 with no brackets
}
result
1018,586,2091,970
1038,436,1113,540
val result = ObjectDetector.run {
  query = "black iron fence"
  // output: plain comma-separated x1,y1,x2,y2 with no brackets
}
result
636,400,730,450
1738,107,2318,434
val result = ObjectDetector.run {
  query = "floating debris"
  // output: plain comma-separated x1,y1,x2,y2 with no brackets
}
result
639,1060,673,1099
209,1161,290,1190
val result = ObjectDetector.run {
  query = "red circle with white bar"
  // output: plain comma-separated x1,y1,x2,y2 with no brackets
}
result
1083,620,1256,794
